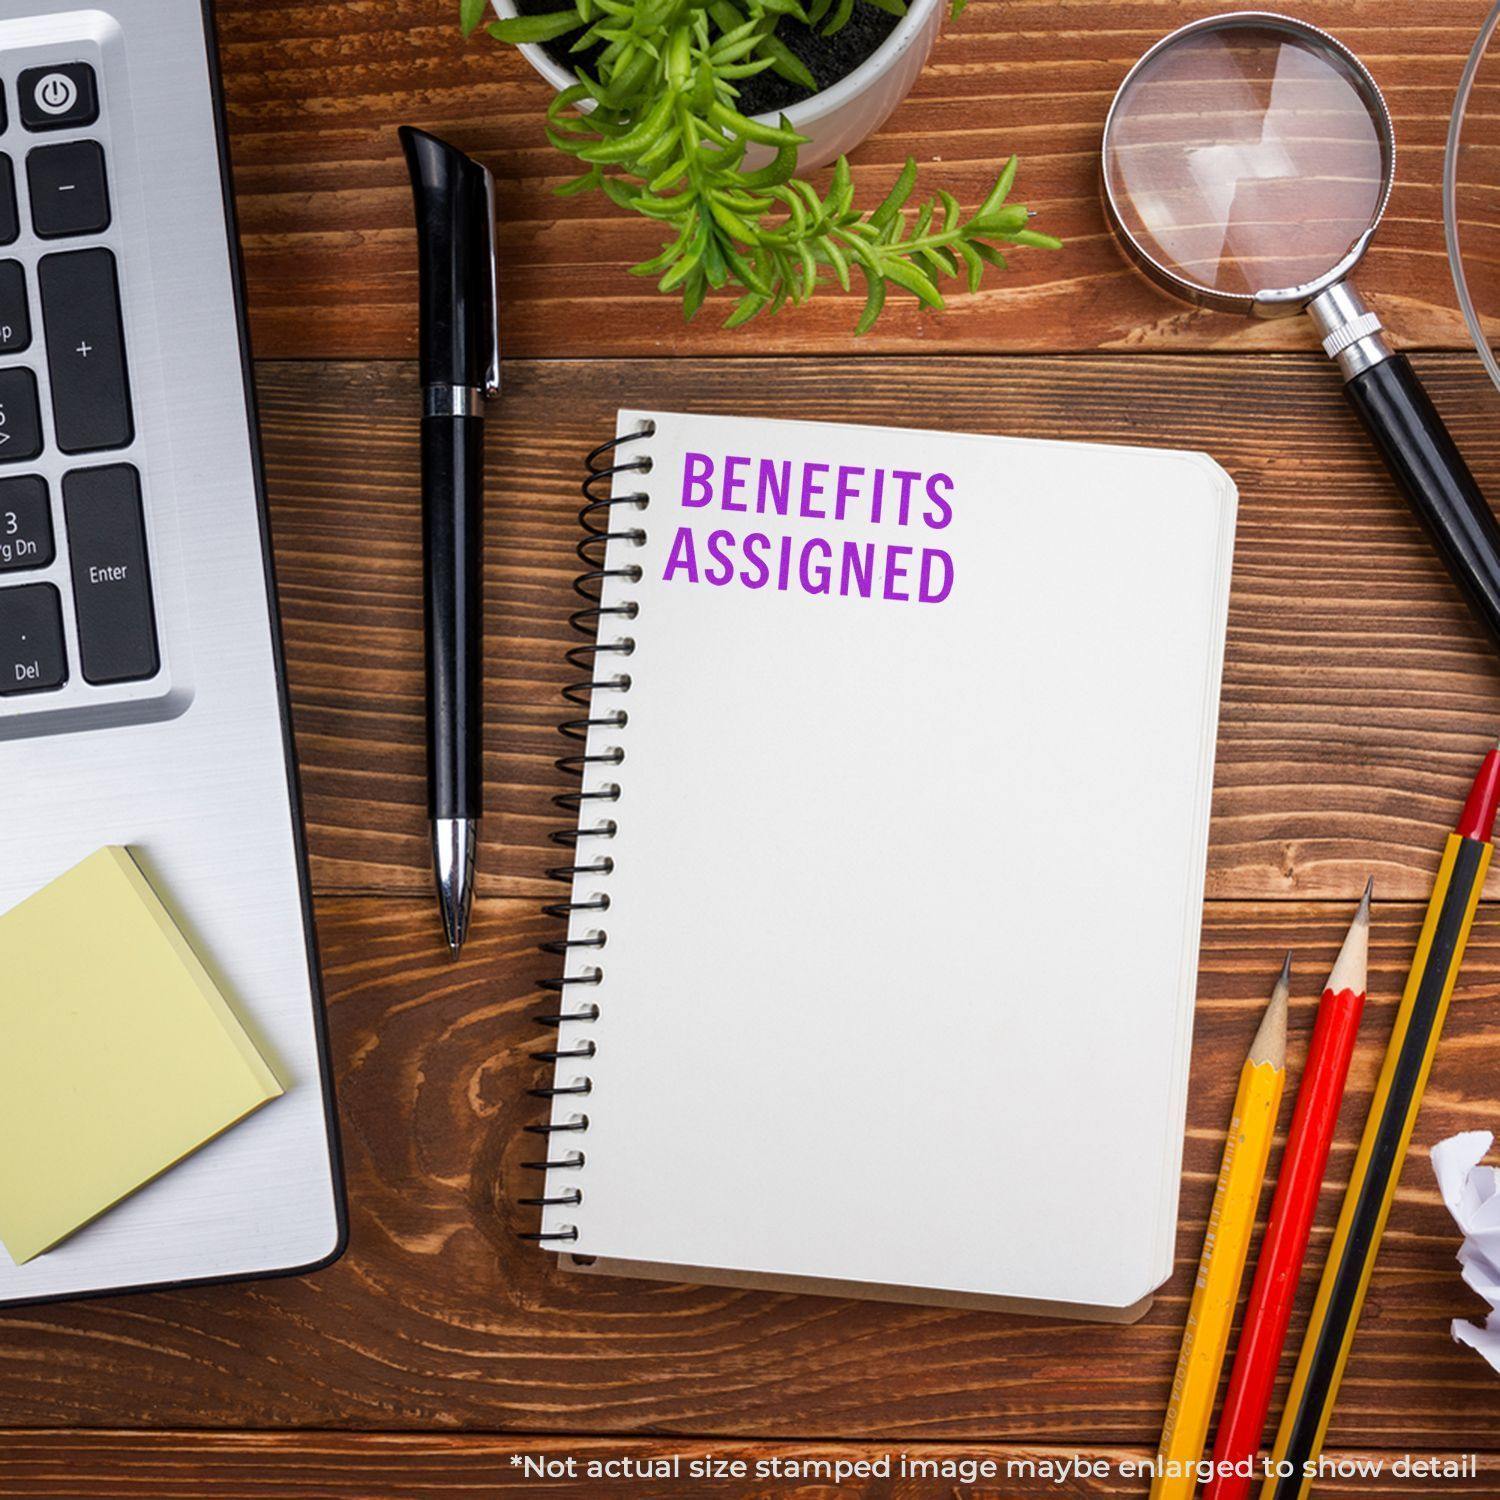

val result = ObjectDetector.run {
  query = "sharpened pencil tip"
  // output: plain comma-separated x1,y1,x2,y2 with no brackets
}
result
1250,956,1291,1067
1326,882,1373,998
1250,969,1289,1069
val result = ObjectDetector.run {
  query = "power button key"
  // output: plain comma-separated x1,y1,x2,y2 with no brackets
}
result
18,64,98,132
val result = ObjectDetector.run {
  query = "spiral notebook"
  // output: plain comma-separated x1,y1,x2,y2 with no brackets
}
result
528,409,1237,1321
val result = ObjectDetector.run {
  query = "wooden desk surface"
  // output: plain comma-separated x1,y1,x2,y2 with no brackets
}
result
7,1,1500,1494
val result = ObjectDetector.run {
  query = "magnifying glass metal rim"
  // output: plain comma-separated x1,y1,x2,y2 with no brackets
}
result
1100,9,1397,318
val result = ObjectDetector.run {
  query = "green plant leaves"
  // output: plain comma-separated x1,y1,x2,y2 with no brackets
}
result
487,9,583,43
868,157,917,229
954,239,983,293
706,100,805,146
823,154,854,218
877,254,942,308
822,236,850,291
822,0,855,35
1010,228,1064,249
978,154,1018,217
738,136,800,189
577,88,676,161
759,35,815,89
854,269,885,334
723,290,768,326
470,0,1058,329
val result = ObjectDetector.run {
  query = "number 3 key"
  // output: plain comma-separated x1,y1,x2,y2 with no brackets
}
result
0,476,53,571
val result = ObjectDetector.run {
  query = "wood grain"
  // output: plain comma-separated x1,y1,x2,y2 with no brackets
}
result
12,0,1500,1479
215,0,1492,360
1,895,1498,1447
0,1432,1493,1497
257,353,1500,904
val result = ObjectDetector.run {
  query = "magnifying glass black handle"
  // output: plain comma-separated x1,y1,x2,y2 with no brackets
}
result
1344,353,1500,648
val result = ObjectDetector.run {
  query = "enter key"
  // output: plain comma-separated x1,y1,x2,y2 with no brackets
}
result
63,464,159,684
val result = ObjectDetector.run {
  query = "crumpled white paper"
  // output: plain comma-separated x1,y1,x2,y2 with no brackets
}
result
1431,1131,1500,1371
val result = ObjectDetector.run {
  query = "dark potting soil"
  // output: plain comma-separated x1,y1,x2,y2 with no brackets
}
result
511,0,900,118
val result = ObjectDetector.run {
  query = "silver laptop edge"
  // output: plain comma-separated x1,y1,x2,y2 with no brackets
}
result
0,0,346,1305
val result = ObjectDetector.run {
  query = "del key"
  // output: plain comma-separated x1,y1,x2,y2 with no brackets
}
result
39,247,134,453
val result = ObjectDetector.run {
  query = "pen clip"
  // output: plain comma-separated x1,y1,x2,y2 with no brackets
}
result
482,163,501,401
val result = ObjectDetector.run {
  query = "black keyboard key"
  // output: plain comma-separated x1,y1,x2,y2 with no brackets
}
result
19,65,99,133
0,582,66,694
28,141,110,238
0,477,52,571
64,465,158,684
0,369,43,464
0,262,29,354
0,83,8,136
39,249,132,454
0,157,15,247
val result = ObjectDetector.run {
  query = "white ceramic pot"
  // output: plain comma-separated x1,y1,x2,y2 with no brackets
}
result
492,0,942,170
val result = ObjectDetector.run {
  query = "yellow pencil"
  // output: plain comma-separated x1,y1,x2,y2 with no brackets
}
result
1152,957,1289,1500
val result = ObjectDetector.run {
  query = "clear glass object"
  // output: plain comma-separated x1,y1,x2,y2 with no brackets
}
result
1447,1,1500,395
1103,16,1392,308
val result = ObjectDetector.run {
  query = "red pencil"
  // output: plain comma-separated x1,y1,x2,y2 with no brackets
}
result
1203,881,1373,1500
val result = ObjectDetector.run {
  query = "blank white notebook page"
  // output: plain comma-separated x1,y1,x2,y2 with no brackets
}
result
541,409,1237,1311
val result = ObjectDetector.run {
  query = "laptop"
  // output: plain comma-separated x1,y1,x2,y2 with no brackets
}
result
0,0,346,1303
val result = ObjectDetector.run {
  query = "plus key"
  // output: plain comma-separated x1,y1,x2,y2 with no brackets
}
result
39,248,133,453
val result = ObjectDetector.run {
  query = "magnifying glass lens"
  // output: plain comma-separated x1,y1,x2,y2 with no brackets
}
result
1103,22,1390,297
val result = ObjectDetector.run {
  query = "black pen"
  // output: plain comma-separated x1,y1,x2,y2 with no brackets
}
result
400,128,499,954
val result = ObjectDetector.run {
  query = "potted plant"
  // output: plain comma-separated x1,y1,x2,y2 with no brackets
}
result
460,0,1056,329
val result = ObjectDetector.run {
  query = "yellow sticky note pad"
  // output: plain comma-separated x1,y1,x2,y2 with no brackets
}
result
0,847,282,1264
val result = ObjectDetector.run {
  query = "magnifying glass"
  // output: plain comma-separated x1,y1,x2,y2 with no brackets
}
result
1103,11,1500,649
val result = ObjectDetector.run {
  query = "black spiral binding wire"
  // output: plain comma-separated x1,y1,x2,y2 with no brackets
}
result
517,420,654,1246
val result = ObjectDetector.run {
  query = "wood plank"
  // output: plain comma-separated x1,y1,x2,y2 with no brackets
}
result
1,895,1498,1445
0,1432,1491,1496
257,353,1500,904
216,0,1488,360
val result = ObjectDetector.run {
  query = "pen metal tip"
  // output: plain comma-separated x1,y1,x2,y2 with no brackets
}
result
440,888,471,956
433,817,478,959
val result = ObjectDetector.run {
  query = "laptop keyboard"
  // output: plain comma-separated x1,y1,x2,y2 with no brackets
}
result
0,58,159,701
